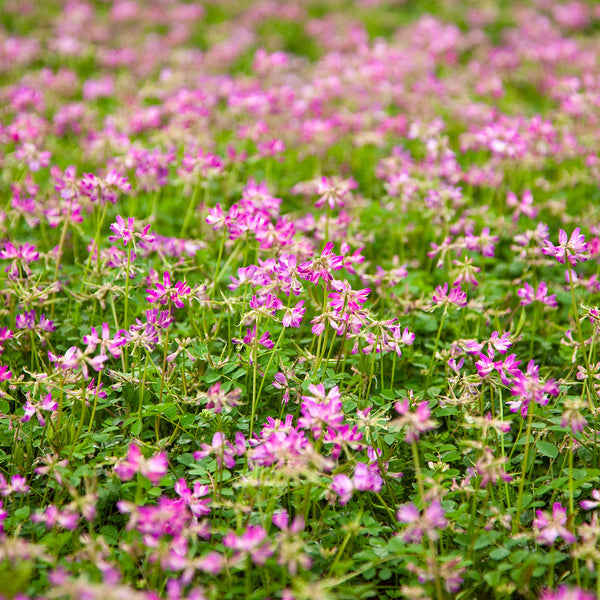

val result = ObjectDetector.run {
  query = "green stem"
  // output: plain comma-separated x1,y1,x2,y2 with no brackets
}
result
179,181,201,238
567,259,597,410
249,318,261,438
514,401,535,533
425,305,447,394
87,370,103,433
211,228,227,300
123,245,133,328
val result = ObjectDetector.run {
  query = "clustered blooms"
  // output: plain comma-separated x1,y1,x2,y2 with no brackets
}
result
114,444,169,486
2,1,600,599
390,397,437,443
146,272,192,308
396,500,448,543
533,503,576,546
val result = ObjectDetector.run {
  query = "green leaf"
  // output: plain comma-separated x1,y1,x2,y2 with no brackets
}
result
536,440,559,459
489,547,510,560
483,570,501,587
473,534,493,550
13,506,30,520
385,535,405,554
131,419,142,436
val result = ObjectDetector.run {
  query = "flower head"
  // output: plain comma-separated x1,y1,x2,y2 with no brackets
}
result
543,228,588,266
533,502,576,545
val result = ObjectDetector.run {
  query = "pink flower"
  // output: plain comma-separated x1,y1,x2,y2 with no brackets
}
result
48,344,108,380
507,189,537,221
328,280,370,314
114,444,168,486
82,323,128,359
580,489,600,511
539,586,596,600
533,502,576,545
543,228,588,266
282,301,306,328
194,432,246,469
475,447,513,486
204,382,242,414
174,479,211,517
314,175,357,209
223,525,273,566
21,392,57,427
109,215,153,246
298,384,344,439
0,365,12,382
517,281,557,308
298,242,344,286
146,271,192,308
508,360,559,417
206,204,226,230
331,462,383,506
0,474,29,496
431,282,467,308
331,474,354,505
396,500,447,543
391,399,437,443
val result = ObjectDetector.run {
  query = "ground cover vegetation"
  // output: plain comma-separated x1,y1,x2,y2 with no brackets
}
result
1,0,600,598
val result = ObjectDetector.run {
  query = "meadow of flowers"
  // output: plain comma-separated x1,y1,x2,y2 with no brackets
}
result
3,0,600,598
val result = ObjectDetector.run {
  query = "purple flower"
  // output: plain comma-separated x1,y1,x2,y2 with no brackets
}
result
431,282,467,308
517,281,558,308
109,215,153,247
580,489,600,511
331,474,354,506
533,502,576,545
0,474,29,496
539,587,596,600
508,360,559,417
282,301,306,328
331,462,383,506
298,242,344,286
223,525,273,566
194,432,245,469
174,479,211,517
543,228,588,266
146,271,192,308
21,392,57,427
298,384,344,439
114,444,168,486
391,399,437,443
396,500,448,543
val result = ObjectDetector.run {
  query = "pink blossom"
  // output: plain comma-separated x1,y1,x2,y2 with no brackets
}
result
396,500,447,543
146,271,192,308
543,228,588,266
223,525,273,566
391,399,437,443
517,281,557,308
533,502,576,545
114,444,168,486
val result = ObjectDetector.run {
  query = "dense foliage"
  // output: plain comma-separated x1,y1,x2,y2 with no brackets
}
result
1,1,600,599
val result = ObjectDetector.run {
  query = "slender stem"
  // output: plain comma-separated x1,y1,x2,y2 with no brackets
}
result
158,325,171,405
211,228,227,300
87,370,103,433
123,245,133,328
249,318,261,438
567,260,597,410
514,401,535,533
425,305,447,394
255,327,286,405
365,332,380,400
179,181,201,238
68,379,87,460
